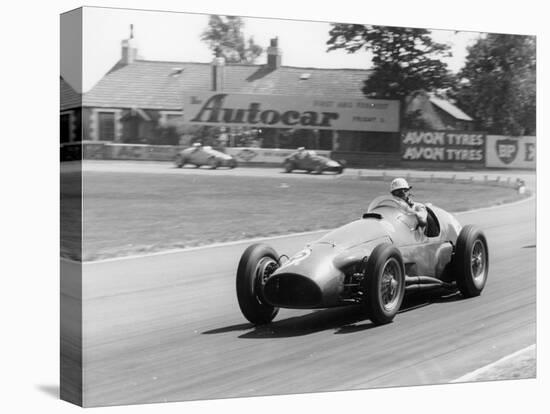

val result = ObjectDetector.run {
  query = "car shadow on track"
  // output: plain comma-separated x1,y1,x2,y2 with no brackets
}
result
202,306,375,338
202,290,464,339
240,306,377,338
398,290,463,314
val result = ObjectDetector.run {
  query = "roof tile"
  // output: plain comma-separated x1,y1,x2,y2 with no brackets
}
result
60,77,82,110
429,95,473,121
82,60,371,109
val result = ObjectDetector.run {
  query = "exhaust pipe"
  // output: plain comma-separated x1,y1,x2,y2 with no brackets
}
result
405,275,454,292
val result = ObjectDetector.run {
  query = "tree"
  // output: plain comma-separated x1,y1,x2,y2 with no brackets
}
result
201,15,263,64
326,25,454,101
452,34,536,136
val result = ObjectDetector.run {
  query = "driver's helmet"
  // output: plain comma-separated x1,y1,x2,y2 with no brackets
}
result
390,178,411,194
192,142,202,147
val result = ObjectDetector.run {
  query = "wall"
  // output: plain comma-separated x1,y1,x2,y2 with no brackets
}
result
60,143,333,165
331,151,401,168
60,142,177,162
226,147,331,166
61,138,536,171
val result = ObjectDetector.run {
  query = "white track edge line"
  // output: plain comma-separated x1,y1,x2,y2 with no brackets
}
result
65,193,534,265
451,344,536,383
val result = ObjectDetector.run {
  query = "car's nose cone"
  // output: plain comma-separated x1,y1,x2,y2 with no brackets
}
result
266,244,344,308
263,273,323,308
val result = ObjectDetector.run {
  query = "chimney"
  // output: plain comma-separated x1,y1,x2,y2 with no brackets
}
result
211,47,225,91
267,37,282,69
121,24,138,65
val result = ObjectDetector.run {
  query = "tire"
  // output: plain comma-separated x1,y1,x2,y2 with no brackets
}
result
314,165,324,174
337,166,344,174
362,244,406,325
236,244,280,325
453,225,489,297
175,155,185,168
283,161,294,173
208,157,219,169
229,159,237,169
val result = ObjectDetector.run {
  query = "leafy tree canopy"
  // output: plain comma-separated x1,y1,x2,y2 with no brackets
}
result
326,25,454,100
201,15,263,64
452,34,536,136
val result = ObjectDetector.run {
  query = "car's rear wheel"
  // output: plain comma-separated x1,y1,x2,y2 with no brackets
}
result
453,225,489,297
283,161,294,173
229,159,237,169
236,244,280,325
337,166,344,174
362,244,405,325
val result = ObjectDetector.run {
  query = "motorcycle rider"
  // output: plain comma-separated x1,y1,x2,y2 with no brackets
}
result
390,178,427,228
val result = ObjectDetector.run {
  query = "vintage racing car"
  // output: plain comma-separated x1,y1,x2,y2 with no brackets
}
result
236,196,488,326
175,143,237,169
283,149,345,174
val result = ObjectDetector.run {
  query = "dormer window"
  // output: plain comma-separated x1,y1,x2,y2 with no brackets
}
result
170,67,184,77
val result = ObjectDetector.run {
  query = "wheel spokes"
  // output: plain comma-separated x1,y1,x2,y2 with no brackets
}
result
470,240,486,279
380,259,401,310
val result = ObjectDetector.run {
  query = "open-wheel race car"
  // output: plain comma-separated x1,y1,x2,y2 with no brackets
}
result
282,149,345,174
236,196,489,326
175,143,237,169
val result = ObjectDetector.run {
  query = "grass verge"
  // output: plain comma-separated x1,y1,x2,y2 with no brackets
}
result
61,172,528,261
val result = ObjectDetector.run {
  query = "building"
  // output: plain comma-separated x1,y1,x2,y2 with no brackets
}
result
60,76,82,144
60,26,474,156
404,90,474,131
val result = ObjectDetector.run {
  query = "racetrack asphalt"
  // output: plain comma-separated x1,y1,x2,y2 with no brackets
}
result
63,162,536,407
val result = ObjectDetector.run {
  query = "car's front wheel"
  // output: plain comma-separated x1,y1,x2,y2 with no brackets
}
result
362,244,405,325
283,161,294,173
236,244,280,325
208,157,219,169
175,155,185,168
453,225,489,297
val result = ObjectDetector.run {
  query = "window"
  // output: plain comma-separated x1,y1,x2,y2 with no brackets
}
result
161,111,183,127
166,114,181,122
60,113,71,144
98,112,115,141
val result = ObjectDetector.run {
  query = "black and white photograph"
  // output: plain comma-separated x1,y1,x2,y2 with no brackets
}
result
48,1,545,411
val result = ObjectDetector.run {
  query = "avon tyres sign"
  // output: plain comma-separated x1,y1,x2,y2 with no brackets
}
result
183,92,399,132
401,130,486,163
486,135,536,169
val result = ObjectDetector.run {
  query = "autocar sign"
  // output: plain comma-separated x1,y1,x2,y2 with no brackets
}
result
183,92,400,132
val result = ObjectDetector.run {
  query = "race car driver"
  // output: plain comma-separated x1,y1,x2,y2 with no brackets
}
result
390,178,428,228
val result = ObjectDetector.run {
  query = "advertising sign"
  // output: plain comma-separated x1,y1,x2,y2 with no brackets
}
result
401,130,486,163
183,92,399,132
226,147,331,164
486,135,536,169
107,144,177,161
